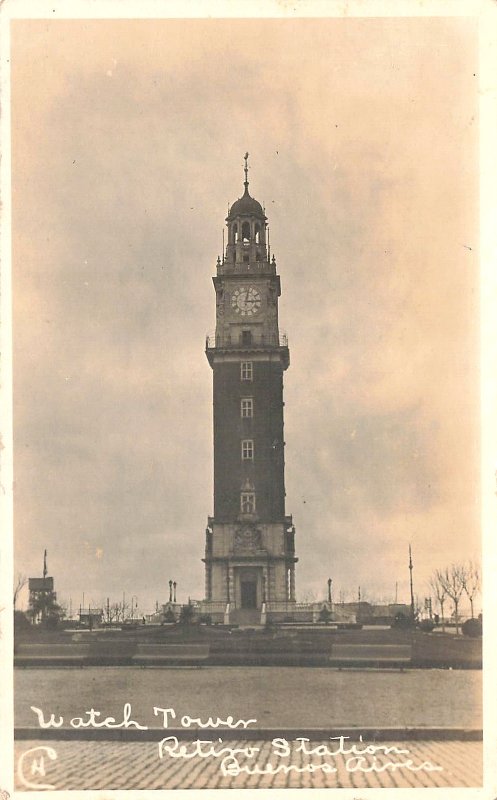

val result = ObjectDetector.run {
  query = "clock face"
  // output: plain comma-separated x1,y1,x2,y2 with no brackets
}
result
231,286,262,316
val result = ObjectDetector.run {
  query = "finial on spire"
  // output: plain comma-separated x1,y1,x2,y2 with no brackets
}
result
243,152,249,190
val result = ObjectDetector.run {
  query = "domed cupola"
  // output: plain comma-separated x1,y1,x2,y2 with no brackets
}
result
224,153,269,272
227,187,265,220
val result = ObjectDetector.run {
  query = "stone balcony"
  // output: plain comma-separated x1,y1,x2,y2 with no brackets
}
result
205,331,289,368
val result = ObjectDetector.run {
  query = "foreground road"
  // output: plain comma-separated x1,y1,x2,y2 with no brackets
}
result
15,666,482,730
14,738,482,790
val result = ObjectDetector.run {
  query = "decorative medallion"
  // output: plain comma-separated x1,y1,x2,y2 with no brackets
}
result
234,526,262,552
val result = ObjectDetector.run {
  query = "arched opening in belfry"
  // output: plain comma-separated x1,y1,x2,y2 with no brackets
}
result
255,223,261,244
233,223,238,243
242,221,250,242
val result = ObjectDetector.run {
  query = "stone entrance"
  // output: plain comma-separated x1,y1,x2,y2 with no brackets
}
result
235,567,261,610
240,580,257,609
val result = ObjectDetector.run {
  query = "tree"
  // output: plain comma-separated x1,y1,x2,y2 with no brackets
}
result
461,561,480,619
429,572,447,631
299,589,317,604
13,574,28,609
28,591,65,627
45,601,66,629
437,565,465,634
179,603,195,625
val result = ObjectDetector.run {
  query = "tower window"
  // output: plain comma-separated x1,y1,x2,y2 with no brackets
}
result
241,439,254,460
242,221,250,241
241,361,253,381
233,224,238,243
241,492,256,514
255,224,261,244
241,398,253,418
241,330,252,346
256,251,261,261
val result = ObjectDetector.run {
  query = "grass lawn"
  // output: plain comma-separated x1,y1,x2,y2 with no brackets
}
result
15,622,481,668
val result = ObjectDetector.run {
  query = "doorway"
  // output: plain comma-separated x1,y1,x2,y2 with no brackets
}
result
241,581,257,609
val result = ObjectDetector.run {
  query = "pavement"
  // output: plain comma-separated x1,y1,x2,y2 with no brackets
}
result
14,738,483,790
13,667,483,791
15,666,482,730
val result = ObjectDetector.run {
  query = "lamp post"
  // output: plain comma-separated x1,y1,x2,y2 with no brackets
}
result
169,580,173,603
327,578,332,605
173,582,177,603
409,544,415,624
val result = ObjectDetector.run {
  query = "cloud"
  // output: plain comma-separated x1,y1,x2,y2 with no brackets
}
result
12,17,479,612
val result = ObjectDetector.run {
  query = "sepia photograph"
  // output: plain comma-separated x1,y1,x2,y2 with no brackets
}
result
2,0,496,795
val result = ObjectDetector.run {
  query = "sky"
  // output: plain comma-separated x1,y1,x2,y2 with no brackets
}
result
10,15,480,616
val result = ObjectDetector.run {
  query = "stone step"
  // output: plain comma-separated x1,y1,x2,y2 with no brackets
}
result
230,608,262,626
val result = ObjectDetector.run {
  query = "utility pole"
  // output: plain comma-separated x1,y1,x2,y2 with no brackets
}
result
409,544,415,623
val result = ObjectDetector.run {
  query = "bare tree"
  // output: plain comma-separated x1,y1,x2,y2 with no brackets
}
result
299,589,316,604
338,589,348,606
116,600,130,622
13,574,28,610
437,565,466,634
461,561,480,619
429,571,447,631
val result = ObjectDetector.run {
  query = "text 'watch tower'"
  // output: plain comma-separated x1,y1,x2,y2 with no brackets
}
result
203,155,297,621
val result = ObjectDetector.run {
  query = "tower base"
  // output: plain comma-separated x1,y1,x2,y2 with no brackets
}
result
202,516,297,617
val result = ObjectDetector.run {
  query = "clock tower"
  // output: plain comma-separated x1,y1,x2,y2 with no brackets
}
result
203,155,297,621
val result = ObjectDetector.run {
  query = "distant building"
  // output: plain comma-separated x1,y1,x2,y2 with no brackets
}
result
28,550,57,624
78,608,104,628
339,601,411,624
28,576,56,624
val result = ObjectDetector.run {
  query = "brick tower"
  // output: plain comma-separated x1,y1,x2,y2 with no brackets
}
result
203,155,297,621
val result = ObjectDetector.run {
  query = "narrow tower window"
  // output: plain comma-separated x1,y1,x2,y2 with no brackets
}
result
242,221,250,242
241,492,256,514
255,224,261,244
241,439,254,460
233,223,238,243
241,398,253,418
241,361,253,381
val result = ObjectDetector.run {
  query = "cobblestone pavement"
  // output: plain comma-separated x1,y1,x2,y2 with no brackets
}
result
14,739,482,790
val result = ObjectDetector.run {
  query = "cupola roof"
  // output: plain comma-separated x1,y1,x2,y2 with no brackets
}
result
226,152,266,220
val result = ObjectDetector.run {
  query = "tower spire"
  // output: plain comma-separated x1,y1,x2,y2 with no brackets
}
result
243,152,249,192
